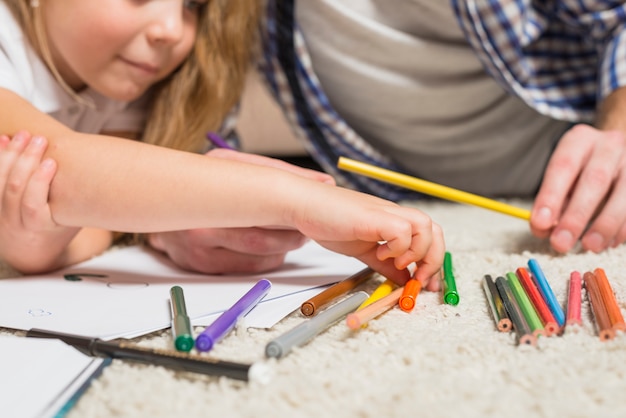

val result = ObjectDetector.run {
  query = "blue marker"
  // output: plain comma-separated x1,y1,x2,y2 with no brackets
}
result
527,259,565,327
195,279,271,352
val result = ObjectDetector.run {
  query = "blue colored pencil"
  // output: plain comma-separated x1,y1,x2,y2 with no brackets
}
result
527,259,565,327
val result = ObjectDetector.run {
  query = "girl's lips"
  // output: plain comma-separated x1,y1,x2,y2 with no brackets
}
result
119,56,159,74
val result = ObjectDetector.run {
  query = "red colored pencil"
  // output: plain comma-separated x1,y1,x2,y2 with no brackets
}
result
565,271,582,329
593,268,626,332
583,271,615,341
516,267,559,335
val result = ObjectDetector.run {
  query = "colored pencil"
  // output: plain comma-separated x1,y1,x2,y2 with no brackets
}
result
593,268,626,332
337,157,531,220
482,274,512,332
495,276,536,346
507,272,545,338
300,267,377,316
346,287,405,330
565,271,583,329
527,259,565,327
516,267,559,336
583,271,615,341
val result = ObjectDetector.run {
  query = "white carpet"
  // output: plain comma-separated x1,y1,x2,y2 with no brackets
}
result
4,199,626,418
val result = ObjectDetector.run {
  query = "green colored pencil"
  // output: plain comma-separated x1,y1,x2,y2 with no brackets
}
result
506,272,545,338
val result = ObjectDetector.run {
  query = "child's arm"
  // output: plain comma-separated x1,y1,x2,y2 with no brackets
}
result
0,88,445,282
0,131,112,273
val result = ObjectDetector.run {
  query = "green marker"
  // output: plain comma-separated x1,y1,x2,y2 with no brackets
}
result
506,272,544,337
442,252,459,305
169,286,194,352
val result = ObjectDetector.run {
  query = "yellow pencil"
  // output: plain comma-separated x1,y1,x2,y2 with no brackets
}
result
357,279,396,310
337,157,531,220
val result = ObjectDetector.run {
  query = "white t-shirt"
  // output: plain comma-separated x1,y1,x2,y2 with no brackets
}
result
296,0,572,196
0,2,147,134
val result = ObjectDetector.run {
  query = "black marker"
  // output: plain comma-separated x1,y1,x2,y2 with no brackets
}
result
26,329,268,382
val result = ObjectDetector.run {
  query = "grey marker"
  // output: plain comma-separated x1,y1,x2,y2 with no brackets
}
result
265,291,368,359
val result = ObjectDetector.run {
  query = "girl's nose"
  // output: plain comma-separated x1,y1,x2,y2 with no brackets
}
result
145,7,185,44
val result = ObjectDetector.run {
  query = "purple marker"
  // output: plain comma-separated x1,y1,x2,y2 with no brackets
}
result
195,279,271,352
206,132,235,150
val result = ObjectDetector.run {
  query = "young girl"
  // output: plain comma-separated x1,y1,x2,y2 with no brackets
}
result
0,0,444,288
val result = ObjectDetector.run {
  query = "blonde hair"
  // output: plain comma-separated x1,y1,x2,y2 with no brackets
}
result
5,0,262,153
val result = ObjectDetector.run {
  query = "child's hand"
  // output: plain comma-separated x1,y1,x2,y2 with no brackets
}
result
148,150,332,274
288,183,445,290
0,131,82,273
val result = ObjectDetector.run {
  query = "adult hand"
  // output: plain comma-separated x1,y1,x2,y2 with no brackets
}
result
530,124,626,253
147,149,334,274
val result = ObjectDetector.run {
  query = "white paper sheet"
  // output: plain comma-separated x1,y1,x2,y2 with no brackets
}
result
0,335,106,418
0,241,365,339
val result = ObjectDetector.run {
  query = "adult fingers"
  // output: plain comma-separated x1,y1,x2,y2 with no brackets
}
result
148,227,308,274
549,130,624,252
530,125,594,239
579,162,626,252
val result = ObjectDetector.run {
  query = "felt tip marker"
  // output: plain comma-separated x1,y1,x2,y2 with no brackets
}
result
206,132,235,150
358,279,395,310
26,329,258,382
169,286,194,352
398,279,422,312
266,291,368,359
442,252,459,306
196,279,271,352
301,268,376,316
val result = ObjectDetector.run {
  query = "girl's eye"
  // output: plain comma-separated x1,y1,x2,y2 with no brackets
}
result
184,0,206,12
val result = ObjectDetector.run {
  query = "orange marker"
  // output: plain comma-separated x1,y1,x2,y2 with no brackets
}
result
346,287,404,330
593,268,626,332
583,271,615,341
398,279,422,312
515,267,559,336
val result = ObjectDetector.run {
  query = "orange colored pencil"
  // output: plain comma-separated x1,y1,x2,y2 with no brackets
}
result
516,267,559,336
565,271,583,329
398,279,422,312
593,268,626,332
583,271,615,341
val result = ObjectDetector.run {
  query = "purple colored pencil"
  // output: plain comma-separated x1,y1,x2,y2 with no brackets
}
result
195,279,271,352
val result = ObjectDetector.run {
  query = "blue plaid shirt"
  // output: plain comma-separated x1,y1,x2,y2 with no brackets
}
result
262,0,626,201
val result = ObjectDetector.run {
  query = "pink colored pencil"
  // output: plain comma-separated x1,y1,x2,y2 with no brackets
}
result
346,287,404,330
593,268,626,332
566,271,582,329
516,267,559,336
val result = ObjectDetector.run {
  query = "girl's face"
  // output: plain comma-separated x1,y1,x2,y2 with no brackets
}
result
42,0,206,101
